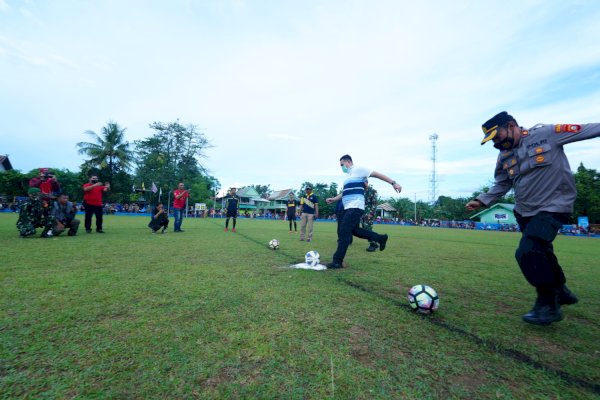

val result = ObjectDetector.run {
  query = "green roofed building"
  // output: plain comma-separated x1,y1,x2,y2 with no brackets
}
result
470,203,516,224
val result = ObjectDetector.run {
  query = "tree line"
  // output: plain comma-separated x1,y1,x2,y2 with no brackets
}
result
1,120,598,223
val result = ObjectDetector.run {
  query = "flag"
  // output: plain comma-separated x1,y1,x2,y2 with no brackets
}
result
151,182,158,193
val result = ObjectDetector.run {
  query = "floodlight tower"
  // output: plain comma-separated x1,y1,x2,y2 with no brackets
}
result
429,133,439,204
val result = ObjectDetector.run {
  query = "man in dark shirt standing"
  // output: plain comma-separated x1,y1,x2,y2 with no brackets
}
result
286,192,299,233
224,187,240,232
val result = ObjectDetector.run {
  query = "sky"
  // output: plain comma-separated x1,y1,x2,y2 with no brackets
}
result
1,0,599,201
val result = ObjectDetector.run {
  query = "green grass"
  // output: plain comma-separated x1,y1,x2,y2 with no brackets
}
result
1,213,599,399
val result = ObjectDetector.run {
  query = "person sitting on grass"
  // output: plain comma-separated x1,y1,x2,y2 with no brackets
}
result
148,203,169,234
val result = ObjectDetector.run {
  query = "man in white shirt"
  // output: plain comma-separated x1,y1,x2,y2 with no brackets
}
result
326,155,402,269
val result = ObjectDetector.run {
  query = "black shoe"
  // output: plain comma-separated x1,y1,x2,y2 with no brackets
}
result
366,243,378,252
556,285,578,305
326,262,343,269
522,298,563,326
86,229,92,234
379,234,388,251
161,229,167,234
96,229,105,233
67,231,76,236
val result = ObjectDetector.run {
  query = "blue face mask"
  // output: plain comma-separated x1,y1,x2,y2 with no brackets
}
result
341,165,349,173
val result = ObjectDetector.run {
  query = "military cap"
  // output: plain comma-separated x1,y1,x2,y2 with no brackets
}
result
481,111,514,145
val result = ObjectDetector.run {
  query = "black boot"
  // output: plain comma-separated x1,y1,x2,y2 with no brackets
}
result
366,242,378,252
522,295,563,326
556,285,578,305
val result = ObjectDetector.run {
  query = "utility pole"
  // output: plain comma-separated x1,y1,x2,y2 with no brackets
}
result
429,133,439,204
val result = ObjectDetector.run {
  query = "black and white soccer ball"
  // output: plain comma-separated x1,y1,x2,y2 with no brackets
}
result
268,239,280,250
305,250,320,266
407,285,439,314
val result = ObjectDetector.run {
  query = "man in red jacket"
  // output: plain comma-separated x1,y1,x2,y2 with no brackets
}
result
83,175,110,233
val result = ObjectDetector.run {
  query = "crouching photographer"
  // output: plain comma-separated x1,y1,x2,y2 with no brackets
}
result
51,193,80,236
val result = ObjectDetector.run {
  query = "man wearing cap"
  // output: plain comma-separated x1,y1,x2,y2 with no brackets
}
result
29,168,61,199
224,187,240,232
325,155,402,268
466,111,600,325
299,185,318,242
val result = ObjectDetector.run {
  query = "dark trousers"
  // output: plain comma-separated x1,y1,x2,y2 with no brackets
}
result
333,208,382,264
514,211,569,296
84,203,103,231
288,214,297,231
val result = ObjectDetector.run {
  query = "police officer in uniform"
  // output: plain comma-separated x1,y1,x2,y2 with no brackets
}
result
466,111,600,325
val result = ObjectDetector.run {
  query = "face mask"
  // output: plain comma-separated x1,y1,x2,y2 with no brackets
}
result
341,165,349,173
493,137,515,150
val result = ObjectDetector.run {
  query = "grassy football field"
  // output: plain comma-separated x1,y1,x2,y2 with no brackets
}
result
1,213,599,399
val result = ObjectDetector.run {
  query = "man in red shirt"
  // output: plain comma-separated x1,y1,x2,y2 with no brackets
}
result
172,182,189,232
83,175,110,233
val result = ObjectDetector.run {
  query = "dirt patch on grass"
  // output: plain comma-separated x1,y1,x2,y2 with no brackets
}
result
348,325,375,367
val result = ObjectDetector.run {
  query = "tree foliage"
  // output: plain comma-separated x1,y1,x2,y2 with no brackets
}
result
574,163,600,223
134,120,214,195
77,122,134,184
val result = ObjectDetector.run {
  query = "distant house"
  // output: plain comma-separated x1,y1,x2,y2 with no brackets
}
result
217,186,268,211
264,189,295,213
470,203,516,224
0,155,13,171
376,202,396,219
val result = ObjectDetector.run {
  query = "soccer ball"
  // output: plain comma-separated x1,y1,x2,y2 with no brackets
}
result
407,285,439,314
269,239,280,250
305,250,320,266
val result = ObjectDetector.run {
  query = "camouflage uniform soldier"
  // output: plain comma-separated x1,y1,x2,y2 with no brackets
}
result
16,188,54,238
467,111,600,326
361,183,379,252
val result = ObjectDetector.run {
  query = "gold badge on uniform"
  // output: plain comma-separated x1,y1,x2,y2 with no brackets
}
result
535,155,545,163
535,147,543,154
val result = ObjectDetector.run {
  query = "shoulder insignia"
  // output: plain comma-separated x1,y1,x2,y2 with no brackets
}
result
555,124,581,133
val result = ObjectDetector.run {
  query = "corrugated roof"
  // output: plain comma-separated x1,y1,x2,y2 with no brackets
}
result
268,189,294,201
376,202,396,212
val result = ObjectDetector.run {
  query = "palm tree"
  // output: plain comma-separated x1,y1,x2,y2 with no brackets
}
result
77,122,133,182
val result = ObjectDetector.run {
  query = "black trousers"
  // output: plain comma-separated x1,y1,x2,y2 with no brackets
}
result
333,208,382,264
514,211,570,296
84,202,104,231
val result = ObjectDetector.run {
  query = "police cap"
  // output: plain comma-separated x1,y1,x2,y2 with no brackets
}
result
481,111,514,145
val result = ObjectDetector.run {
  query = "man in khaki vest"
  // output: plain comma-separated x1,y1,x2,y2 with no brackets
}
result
299,186,318,242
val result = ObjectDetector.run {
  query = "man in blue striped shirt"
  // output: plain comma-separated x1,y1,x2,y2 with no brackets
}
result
325,155,402,269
